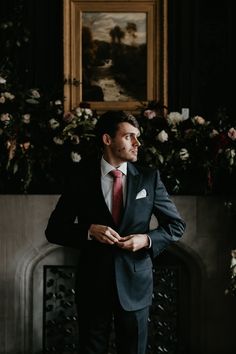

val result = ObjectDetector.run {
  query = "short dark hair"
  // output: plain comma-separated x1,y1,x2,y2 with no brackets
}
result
95,110,139,146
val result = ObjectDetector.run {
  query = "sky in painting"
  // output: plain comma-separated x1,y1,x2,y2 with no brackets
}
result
82,12,146,45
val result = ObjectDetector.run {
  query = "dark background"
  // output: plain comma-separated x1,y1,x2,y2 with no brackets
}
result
0,0,235,118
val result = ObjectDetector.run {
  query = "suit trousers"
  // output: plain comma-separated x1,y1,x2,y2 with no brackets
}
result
76,278,149,354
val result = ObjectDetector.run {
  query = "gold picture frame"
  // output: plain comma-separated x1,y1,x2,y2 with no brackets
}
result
64,0,168,112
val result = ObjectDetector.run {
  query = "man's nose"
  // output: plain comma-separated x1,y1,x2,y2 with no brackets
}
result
133,136,141,146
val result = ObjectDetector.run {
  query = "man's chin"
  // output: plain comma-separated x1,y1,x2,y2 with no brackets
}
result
129,155,138,162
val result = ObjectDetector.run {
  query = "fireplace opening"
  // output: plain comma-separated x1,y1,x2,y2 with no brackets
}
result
42,245,204,354
19,242,205,354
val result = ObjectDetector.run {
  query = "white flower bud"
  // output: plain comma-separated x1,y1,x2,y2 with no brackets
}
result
179,148,189,161
22,114,31,124
0,77,6,84
157,130,168,142
53,137,64,145
49,118,60,129
31,89,40,98
167,112,183,125
4,92,15,100
85,108,93,116
75,107,82,117
0,95,6,103
193,115,205,125
71,151,81,163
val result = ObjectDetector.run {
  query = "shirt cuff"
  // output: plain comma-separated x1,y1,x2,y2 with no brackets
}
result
146,235,152,248
88,230,93,240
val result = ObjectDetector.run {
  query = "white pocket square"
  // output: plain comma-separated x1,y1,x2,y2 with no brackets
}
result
135,189,147,199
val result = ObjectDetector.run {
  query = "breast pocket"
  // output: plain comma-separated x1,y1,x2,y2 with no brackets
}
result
134,196,153,215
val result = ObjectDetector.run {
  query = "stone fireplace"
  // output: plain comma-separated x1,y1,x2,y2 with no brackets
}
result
0,195,236,354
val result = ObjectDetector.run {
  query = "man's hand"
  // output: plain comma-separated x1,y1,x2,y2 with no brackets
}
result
89,224,122,245
117,234,149,252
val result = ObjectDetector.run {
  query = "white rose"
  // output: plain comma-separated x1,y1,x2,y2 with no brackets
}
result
49,118,60,129
0,77,6,84
193,115,205,125
209,129,219,138
167,112,183,125
31,89,40,98
4,92,15,100
53,137,64,145
84,108,93,116
92,117,98,125
71,151,81,163
225,148,236,166
22,114,31,124
75,107,82,117
157,130,168,142
0,95,6,103
55,100,62,105
70,134,80,144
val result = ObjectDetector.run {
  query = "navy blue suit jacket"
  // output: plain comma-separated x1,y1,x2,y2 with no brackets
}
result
45,159,185,311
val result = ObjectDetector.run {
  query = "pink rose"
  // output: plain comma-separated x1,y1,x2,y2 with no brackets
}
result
144,110,156,119
63,112,74,123
228,127,236,141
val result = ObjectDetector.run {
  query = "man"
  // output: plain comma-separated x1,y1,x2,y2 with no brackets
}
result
45,110,185,354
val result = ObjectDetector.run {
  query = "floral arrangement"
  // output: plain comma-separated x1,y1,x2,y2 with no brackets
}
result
0,76,236,194
0,76,98,193
137,101,236,195
1,4,235,194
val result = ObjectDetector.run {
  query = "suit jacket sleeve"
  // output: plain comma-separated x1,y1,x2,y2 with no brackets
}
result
148,170,186,258
45,167,90,249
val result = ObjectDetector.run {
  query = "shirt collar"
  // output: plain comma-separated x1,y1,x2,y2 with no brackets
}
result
101,156,127,177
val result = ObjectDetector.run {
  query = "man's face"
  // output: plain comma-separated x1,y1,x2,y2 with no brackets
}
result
103,122,141,166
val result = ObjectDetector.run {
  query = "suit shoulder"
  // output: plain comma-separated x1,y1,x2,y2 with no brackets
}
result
63,157,100,187
132,162,160,177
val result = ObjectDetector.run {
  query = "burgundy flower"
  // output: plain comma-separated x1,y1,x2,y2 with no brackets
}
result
63,112,74,123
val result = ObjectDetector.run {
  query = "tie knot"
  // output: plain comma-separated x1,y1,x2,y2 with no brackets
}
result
110,169,123,179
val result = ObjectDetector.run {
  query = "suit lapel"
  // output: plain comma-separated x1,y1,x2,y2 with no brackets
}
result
119,163,140,233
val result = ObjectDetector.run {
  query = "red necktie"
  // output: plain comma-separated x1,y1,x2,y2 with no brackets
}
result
110,169,123,225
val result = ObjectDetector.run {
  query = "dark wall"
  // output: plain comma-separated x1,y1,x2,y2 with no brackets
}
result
168,0,235,118
25,0,63,94
0,0,63,96
1,0,235,118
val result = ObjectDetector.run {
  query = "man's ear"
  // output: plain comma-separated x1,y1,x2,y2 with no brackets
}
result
102,133,112,146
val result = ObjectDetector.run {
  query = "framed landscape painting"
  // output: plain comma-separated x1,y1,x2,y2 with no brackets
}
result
64,0,168,112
